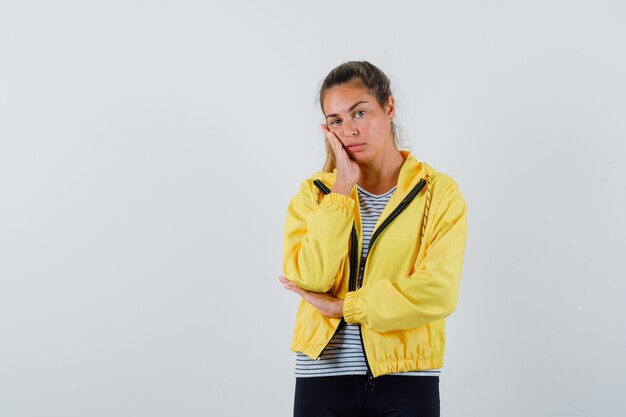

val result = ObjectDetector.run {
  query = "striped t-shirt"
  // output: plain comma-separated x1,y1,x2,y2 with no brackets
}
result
295,184,442,378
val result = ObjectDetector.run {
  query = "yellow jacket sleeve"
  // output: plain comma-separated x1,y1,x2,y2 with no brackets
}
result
282,179,356,292
343,182,468,332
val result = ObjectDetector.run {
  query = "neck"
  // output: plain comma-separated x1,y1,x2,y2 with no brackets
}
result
357,147,405,195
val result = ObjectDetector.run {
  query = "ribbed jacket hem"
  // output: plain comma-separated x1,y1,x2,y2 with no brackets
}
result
321,192,355,212
369,357,445,378
290,339,330,361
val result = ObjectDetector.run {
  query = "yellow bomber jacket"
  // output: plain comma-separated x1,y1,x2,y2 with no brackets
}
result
282,150,468,378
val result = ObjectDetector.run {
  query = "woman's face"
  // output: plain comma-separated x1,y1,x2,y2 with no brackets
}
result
322,81,395,164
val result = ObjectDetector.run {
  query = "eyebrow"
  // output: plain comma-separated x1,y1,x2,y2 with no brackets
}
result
325,101,368,119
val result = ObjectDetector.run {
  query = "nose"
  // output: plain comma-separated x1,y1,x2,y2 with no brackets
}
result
343,120,358,136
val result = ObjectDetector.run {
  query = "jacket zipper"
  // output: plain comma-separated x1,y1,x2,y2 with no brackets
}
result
357,177,428,389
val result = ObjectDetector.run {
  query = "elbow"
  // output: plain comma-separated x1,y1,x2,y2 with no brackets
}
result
440,297,458,320
429,290,459,322
283,261,335,293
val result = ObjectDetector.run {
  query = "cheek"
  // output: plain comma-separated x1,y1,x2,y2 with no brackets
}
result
367,118,387,134
329,125,343,135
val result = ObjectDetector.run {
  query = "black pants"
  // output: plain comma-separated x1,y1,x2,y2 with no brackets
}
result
294,375,440,417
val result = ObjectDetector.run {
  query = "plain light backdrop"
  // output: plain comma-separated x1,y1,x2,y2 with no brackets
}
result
1,1,625,416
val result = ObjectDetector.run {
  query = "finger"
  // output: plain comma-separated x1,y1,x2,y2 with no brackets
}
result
289,284,309,297
320,124,343,147
324,130,347,157
284,284,307,298
278,275,291,284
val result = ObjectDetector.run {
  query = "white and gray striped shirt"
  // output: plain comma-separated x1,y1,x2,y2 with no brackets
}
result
295,184,442,378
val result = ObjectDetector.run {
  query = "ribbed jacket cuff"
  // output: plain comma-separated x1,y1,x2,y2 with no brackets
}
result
321,192,355,212
343,291,358,323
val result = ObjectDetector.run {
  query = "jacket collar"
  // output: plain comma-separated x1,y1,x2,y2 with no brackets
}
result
313,149,430,199
396,150,430,197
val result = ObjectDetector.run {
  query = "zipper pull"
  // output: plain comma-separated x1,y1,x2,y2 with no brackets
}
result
364,374,374,392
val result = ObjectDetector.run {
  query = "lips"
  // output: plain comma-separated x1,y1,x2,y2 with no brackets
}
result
346,143,365,151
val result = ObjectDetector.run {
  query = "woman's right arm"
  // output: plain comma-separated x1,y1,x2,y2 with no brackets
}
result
282,179,355,293
283,125,359,292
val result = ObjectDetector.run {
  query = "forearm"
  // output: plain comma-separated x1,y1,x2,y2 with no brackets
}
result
342,269,462,332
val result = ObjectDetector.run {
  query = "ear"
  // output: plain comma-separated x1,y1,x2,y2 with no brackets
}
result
385,96,395,120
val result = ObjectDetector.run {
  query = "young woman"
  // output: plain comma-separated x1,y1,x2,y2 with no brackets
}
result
279,61,468,417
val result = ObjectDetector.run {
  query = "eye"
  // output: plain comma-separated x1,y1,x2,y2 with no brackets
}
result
354,110,366,118
329,119,342,126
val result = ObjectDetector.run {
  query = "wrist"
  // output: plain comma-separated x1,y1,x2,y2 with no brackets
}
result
331,182,353,196
343,291,358,323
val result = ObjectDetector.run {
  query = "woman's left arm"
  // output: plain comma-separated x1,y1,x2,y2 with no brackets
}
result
342,183,468,333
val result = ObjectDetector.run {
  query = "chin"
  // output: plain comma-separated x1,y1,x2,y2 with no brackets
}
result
351,153,371,164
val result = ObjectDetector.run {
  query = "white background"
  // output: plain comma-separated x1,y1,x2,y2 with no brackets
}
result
1,1,625,416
